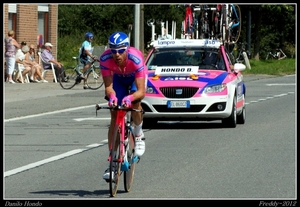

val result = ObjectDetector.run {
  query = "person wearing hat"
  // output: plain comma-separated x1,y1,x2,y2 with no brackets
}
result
5,30,21,83
41,42,66,82
15,41,27,60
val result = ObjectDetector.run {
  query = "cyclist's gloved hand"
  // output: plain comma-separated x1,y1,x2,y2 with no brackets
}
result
108,94,118,107
122,95,134,108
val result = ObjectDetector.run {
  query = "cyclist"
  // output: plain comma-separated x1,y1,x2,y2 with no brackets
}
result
99,31,147,180
79,32,97,89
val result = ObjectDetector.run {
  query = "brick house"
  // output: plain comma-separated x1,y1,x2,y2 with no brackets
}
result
4,3,58,65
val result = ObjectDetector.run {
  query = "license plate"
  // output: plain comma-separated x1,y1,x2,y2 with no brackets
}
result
167,100,190,108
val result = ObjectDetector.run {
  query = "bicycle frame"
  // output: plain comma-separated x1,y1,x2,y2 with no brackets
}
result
228,4,240,31
266,48,287,60
59,57,103,90
95,104,144,197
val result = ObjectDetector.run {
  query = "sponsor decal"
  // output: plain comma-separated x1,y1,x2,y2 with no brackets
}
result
161,67,193,73
100,53,112,61
163,77,194,81
204,39,217,45
128,54,141,64
157,40,176,45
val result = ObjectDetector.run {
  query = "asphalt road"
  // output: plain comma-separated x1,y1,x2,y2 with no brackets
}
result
4,74,277,120
3,74,296,202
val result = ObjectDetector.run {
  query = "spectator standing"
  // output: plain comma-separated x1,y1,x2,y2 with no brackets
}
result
5,30,20,83
41,42,66,82
79,32,97,89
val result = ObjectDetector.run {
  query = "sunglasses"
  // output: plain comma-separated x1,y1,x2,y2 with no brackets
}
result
110,47,127,54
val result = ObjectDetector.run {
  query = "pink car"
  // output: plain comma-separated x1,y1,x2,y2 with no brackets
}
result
142,39,246,128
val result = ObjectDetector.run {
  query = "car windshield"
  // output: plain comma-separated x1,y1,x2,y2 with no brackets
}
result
146,47,225,70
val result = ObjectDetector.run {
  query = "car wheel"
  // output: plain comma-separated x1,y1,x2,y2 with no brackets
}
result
222,95,237,128
237,106,246,124
143,118,158,129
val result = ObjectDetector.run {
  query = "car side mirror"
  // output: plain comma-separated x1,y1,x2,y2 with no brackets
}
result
233,63,246,73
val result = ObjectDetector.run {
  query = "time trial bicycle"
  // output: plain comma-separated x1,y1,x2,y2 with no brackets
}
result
58,56,104,90
95,103,145,197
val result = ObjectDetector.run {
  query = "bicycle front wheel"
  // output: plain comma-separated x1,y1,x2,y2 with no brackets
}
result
124,128,136,192
229,4,241,43
59,68,77,89
86,67,103,90
109,125,121,197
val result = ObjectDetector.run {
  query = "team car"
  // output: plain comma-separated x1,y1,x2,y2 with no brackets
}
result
141,38,246,128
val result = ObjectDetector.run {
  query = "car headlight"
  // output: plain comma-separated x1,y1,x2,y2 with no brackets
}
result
203,83,227,94
146,86,155,94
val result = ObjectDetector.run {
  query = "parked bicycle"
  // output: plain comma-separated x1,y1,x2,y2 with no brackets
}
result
58,56,103,90
95,104,145,197
266,48,287,60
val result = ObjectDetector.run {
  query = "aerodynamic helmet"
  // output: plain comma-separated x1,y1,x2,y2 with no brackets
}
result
108,32,129,49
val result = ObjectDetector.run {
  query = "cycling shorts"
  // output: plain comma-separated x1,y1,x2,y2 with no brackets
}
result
112,73,137,106
79,56,92,66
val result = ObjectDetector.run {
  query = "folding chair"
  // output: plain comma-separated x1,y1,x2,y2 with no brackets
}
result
13,63,30,83
38,51,57,83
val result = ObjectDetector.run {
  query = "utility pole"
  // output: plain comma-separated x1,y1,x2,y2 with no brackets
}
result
134,4,140,50
140,4,144,53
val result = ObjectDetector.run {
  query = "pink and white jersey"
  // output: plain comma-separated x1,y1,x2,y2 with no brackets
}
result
100,47,147,78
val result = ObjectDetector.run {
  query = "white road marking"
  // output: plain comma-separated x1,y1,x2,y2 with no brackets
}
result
266,83,295,86
4,103,108,123
4,142,107,178
74,117,110,121
4,90,295,177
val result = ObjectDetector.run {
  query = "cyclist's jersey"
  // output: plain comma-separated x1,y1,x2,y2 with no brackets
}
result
79,40,93,64
100,46,147,79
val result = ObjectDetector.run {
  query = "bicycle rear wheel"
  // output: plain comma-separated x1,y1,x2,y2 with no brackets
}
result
124,128,137,192
86,66,103,90
109,125,121,197
59,68,77,89
229,4,241,43
220,5,227,41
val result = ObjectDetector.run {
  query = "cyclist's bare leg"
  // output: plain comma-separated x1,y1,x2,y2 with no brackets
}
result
82,62,92,85
131,102,143,136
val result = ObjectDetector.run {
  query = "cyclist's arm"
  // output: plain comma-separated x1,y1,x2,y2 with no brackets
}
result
84,47,94,59
103,75,116,98
131,76,146,101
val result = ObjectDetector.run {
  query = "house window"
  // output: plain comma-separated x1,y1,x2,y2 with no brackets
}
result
8,13,17,39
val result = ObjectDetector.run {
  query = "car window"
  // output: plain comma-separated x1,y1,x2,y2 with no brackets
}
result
146,47,225,70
